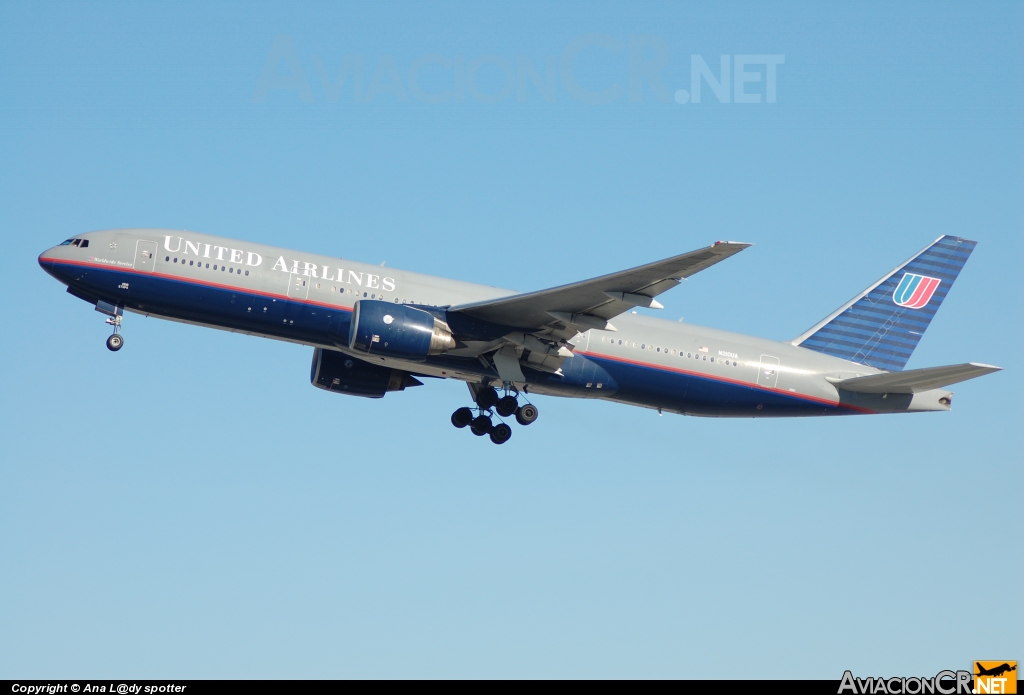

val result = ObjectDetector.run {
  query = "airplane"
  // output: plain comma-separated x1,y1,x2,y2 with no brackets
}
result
38,230,1001,444
975,663,1016,678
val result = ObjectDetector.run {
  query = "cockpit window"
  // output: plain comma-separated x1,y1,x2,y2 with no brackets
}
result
79,239,89,247
63,238,90,248
59,239,74,246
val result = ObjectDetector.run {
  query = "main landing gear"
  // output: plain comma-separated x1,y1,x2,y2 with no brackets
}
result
450,385,539,445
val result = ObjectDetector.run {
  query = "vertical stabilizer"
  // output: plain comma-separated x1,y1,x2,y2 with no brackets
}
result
792,236,976,371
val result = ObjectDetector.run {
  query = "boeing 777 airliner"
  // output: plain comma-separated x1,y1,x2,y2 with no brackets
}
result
39,230,1000,444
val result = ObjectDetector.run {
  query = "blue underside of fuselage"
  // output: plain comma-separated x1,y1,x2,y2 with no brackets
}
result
580,355,838,417
47,260,849,418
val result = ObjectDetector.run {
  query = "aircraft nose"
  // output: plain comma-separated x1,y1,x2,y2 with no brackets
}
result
38,248,53,270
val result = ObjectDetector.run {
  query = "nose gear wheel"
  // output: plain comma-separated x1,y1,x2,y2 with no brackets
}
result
101,305,124,352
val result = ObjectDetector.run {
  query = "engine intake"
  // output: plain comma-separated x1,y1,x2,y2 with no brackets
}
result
349,300,456,361
310,348,422,399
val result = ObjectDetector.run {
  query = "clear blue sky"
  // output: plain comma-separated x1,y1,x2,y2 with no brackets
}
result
1,1,1020,679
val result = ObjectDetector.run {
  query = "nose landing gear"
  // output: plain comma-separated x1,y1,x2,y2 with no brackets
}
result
106,332,124,351
96,301,125,352
449,384,539,444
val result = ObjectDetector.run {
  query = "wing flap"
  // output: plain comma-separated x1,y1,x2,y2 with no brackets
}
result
831,362,1001,393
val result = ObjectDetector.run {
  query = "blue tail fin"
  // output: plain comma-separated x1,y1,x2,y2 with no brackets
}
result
793,236,976,371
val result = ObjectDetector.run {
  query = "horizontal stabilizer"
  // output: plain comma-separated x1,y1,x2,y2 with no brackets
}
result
831,362,1001,394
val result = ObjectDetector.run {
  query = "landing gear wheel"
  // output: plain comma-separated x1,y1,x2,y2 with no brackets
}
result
451,407,474,428
475,386,499,410
489,423,512,445
470,415,493,436
495,395,518,417
515,403,538,426
106,334,124,352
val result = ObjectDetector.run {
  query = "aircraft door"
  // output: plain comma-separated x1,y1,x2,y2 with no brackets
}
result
757,355,780,389
285,272,311,325
134,240,158,272
287,272,311,301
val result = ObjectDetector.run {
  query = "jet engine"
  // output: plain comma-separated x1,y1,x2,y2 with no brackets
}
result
310,348,422,398
349,300,456,361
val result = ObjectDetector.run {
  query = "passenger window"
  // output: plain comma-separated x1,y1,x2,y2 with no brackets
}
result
710,357,714,362
703,355,707,361
245,270,249,276
230,268,234,273
222,266,226,271
165,256,170,261
174,258,178,263
189,260,194,266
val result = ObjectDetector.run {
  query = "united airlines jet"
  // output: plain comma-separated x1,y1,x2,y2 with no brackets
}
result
39,231,1000,444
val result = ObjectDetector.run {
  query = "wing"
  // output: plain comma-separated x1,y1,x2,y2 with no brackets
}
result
448,241,750,337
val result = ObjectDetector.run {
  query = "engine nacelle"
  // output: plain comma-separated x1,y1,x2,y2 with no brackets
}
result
310,348,422,399
349,300,456,361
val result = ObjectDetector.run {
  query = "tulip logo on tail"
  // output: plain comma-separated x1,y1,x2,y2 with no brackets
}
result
893,273,941,309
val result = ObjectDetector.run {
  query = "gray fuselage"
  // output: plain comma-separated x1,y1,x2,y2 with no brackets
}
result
38,229,954,417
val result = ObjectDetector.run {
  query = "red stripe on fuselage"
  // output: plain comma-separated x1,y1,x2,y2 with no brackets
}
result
43,256,876,414
42,257,355,313
578,350,875,414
